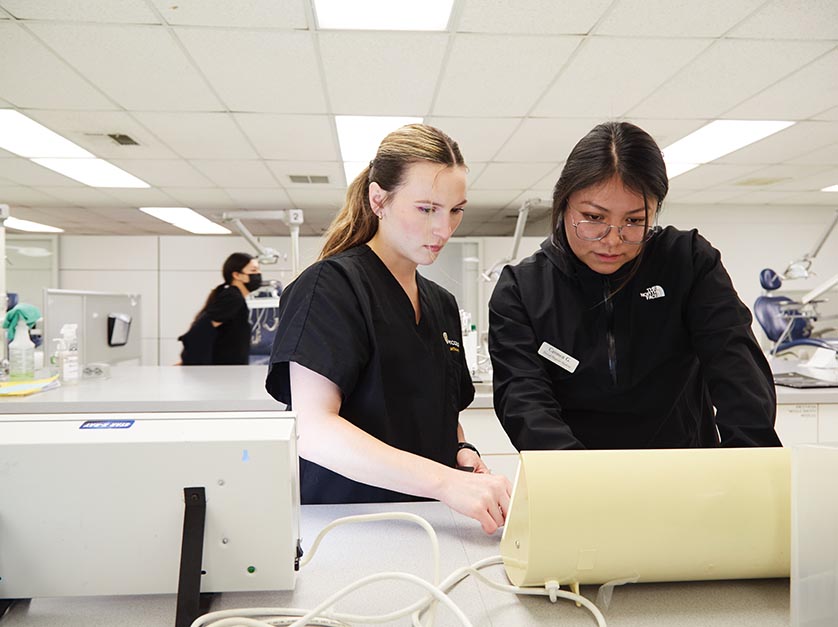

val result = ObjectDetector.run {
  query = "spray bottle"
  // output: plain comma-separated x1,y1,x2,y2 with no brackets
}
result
54,323,80,384
8,319,35,380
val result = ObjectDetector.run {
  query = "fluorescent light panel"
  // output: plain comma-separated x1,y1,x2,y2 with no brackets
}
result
314,0,454,30
139,207,231,235
662,120,794,180
336,115,423,183
0,110,92,158
822,184,838,192
32,158,150,188
4,216,64,233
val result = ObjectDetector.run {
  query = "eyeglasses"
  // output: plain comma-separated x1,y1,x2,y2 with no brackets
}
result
570,217,652,245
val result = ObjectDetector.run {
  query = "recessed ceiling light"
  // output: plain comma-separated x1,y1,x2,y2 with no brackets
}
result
4,216,64,233
139,207,231,235
822,184,838,192
313,0,454,30
661,120,794,180
0,110,93,158
336,115,423,183
31,158,150,188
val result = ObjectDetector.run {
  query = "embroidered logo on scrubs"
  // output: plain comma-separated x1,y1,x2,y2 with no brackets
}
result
640,285,665,300
443,332,460,352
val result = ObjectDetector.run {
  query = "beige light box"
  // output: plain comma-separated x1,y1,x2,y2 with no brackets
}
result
501,448,790,587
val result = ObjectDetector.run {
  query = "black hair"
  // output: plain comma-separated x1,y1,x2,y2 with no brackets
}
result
550,121,668,292
196,252,254,320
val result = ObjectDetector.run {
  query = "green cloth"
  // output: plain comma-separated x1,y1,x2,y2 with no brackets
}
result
3,304,42,341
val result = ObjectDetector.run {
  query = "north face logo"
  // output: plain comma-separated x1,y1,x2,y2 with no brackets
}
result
640,285,665,300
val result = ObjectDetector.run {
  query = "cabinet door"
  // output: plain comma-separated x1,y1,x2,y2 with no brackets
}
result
776,404,819,446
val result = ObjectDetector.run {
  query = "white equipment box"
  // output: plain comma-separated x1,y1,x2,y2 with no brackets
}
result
0,411,300,598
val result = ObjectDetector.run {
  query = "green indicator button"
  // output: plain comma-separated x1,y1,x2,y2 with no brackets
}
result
247,566,256,574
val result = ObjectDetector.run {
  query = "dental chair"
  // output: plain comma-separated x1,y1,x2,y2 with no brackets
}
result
754,268,838,356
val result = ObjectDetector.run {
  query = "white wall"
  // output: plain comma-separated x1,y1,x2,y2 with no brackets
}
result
41,205,838,365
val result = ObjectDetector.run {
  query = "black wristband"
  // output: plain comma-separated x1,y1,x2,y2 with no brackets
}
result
457,441,480,457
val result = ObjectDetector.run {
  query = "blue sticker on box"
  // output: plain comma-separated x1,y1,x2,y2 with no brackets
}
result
80,420,135,430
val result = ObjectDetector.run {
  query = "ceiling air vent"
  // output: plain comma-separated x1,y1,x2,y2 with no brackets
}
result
289,174,330,184
108,133,139,146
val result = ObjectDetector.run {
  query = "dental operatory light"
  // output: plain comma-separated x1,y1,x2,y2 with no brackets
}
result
0,110,150,188
139,207,231,235
336,115,423,184
313,0,454,31
4,216,64,233
662,120,794,180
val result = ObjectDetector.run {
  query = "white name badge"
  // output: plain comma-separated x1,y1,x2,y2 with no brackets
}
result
538,341,579,373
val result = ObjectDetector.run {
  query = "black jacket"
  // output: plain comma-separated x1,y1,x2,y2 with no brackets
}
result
489,226,781,450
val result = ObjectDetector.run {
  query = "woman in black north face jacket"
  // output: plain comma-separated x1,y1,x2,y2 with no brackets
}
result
489,121,781,451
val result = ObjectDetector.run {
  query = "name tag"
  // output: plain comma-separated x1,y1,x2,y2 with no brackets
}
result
538,342,579,373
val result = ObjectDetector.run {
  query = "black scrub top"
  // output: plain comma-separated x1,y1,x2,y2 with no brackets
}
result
266,245,474,504
205,285,250,365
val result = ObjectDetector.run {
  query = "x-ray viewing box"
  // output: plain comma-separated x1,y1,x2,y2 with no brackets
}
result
500,448,791,586
0,411,300,599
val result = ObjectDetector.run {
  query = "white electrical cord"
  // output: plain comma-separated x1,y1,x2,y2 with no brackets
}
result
190,513,607,627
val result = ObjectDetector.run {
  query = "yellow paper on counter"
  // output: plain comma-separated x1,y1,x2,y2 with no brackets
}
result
0,375,60,396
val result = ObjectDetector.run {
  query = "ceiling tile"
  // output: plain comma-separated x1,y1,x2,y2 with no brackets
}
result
0,0,160,23
534,37,711,117
495,118,602,162
0,23,116,109
458,0,612,34
190,160,279,188
715,121,838,166
470,162,557,190
465,163,488,187
595,0,765,37
814,106,838,121
176,29,326,113
462,189,522,212
0,157,86,187
102,187,180,206
424,117,521,162
266,161,345,188
235,114,338,161
433,34,581,116
160,187,236,210
715,165,836,192
728,0,838,40
718,190,800,205
133,112,258,159
109,159,213,187
224,188,294,209
628,39,832,119
667,190,747,204
150,0,308,28
669,163,763,191
37,187,124,208
0,186,66,207
789,143,838,167
27,23,223,110
780,191,838,206
319,32,447,115
284,188,346,212
25,110,179,159
727,49,838,120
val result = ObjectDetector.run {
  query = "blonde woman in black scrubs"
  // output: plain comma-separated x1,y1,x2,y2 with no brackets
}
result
267,124,510,534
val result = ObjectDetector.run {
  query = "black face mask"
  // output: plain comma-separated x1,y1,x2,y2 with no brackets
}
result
244,272,262,292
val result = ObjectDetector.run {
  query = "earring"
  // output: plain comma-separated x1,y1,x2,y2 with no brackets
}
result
377,212,383,220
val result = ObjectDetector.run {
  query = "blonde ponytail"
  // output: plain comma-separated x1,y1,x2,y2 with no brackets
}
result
319,123,465,260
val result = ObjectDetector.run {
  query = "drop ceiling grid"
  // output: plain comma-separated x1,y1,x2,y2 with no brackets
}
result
25,22,224,111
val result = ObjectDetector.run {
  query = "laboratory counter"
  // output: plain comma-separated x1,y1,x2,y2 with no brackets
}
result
0,501,789,627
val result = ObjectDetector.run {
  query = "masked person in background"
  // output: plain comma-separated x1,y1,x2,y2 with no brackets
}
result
180,252,261,365
489,121,782,451
266,124,511,535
